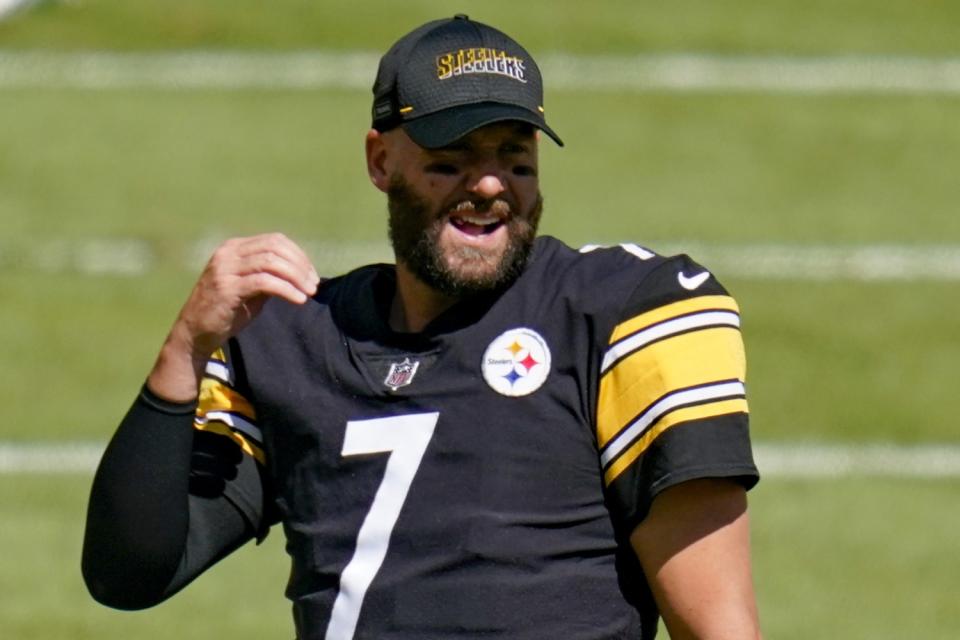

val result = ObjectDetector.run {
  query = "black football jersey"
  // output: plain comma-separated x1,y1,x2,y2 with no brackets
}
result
194,235,758,639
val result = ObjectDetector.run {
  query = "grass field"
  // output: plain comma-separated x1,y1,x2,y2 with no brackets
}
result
2,1,958,638
3,0,960,53
3,475,959,639
4,89,960,243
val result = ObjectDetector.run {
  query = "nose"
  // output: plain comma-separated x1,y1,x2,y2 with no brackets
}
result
468,172,506,200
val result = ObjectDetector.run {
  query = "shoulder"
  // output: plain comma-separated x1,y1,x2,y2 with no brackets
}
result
262,262,388,321
524,236,736,321
238,263,392,355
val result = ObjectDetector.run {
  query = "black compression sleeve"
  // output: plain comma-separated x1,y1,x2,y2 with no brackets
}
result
82,386,258,610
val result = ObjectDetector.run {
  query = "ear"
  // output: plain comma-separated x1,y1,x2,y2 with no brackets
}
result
366,129,390,193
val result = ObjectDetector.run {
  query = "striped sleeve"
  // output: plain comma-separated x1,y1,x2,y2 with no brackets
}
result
596,259,758,527
194,347,266,465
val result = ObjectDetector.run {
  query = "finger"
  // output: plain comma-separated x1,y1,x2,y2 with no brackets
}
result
234,271,312,306
232,233,319,284
211,237,318,298
232,250,319,298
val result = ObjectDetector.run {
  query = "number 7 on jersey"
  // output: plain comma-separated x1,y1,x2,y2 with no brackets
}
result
324,412,440,640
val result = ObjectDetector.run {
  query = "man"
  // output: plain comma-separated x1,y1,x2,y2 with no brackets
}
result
83,15,761,639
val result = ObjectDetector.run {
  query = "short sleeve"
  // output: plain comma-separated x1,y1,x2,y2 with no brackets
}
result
595,254,759,531
194,343,265,465
192,341,275,536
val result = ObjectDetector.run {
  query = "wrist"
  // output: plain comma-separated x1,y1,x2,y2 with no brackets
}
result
146,325,212,403
139,383,198,415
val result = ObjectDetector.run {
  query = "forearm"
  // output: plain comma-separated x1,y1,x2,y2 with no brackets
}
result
83,233,314,608
82,387,255,609
82,387,196,608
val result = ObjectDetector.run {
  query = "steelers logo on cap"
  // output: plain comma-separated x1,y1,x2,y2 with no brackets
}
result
481,328,551,397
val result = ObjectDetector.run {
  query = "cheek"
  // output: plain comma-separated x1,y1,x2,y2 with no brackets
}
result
516,183,540,212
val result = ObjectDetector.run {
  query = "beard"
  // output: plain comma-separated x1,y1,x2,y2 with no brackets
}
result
387,174,542,297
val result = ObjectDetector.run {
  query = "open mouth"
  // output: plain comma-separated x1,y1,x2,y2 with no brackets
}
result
449,213,504,237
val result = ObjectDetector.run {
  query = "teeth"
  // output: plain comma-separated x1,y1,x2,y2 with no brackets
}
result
455,214,499,225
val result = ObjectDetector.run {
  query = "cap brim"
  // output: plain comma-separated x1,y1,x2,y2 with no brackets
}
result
403,102,564,149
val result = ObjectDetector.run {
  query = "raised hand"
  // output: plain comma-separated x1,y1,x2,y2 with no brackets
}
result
147,233,320,402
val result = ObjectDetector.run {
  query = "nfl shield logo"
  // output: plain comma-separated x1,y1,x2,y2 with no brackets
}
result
384,357,420,391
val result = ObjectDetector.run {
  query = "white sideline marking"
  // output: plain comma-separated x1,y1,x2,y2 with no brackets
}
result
3,441,960,477
657,243,960,282
0,237,152,276
753,443,960,479
4,51,960,94
0,442,105,474
3,238,960,282
548,54,960,95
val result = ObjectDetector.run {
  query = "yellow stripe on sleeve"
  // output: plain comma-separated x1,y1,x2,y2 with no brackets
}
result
609,295,739,344
602,398,748,486
597,326,746,448
197,377,256,421
193,376,263,462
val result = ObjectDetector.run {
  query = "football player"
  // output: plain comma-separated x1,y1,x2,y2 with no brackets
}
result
83,15,762,640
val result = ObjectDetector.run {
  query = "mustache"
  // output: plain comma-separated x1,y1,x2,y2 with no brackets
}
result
448,198,512,217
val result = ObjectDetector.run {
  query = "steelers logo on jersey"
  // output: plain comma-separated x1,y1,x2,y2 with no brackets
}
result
481,328,551,397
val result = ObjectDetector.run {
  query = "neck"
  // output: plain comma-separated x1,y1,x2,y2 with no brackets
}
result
389,262,460,333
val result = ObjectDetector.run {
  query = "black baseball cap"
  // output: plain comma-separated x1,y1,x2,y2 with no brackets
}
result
371,14,563,149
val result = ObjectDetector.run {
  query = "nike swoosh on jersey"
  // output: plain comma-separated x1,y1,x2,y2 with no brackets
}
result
677,270,711,290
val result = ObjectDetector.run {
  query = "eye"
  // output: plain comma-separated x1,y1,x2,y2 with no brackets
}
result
425,162,459,175
512,164,537,177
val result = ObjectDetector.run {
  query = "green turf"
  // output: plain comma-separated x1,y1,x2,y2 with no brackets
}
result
0,475,290,639
4,90,960,247
751,477,960,639
0,271,188,441
0,90,381,244
3,475,957,639
543,92,960,245
3,0,960,54
733,279,960,442
1,4,958,638
3,85,958,445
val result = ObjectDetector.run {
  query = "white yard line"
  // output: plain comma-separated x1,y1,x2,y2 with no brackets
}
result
547,54,960,95
753,443,960,479
0,442,105,474
658,243,960,282
3,440,959,477
3,238,960,282
3,50,960,94
0,237,154,276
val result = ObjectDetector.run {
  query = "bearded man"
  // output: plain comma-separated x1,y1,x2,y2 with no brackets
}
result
83,15,762,640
